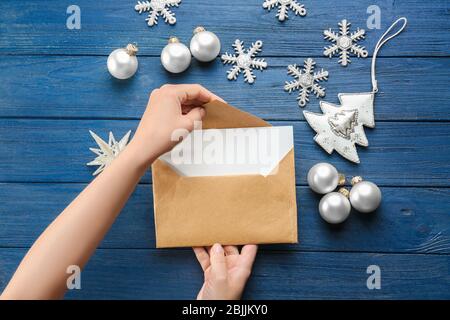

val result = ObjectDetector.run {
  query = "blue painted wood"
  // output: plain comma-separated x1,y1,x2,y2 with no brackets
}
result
0,0,448,56
0,56,449,121
0,119,449,186
0,248,448,299
0,0,449,300
0,183,449,254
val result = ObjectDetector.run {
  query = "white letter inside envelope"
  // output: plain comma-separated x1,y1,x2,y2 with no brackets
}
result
160,126,294,177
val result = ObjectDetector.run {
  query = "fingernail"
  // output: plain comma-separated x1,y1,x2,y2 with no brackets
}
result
212,243,222,253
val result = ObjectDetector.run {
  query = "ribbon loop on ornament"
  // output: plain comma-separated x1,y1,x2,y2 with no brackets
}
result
371,17,408,93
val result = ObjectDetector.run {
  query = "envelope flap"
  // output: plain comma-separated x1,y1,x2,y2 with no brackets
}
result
202,100,270,129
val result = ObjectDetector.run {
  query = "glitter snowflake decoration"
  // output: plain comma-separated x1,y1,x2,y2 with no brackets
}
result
284,58,328,107
221,39,267,84
262,0,306,21
323,19,368,66
87,130,131,176
134,0,181,27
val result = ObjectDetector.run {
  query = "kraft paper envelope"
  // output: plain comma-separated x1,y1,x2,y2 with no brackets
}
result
151,100,298,248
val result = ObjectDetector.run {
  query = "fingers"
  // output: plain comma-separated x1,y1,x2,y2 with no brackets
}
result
193,247,211,272
150,84,225,108
181,94,225,107
224,245,239,256
239,245,258,270
209,93,226,104
210,243,227,278
181,98,213,107
162,84,213,105
184,107,206,122
180,107,206,131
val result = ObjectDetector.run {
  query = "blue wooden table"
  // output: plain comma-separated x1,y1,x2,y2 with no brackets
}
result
0,0,449,299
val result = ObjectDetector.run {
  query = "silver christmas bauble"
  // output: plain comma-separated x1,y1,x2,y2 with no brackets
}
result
307,162,339,194
190,26,221,62
319,192,351,224
350,180,382,213
161,37,191,73
107,44,138,80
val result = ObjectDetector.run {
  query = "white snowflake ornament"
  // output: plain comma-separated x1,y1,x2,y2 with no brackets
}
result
87,130,131,176
324,19,368,66
135,0,181,27
221,39,267,84
262,0,306,21
284,58,328,107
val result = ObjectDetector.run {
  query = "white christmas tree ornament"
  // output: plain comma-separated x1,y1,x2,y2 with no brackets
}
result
304,93,374,163
262,0,306,21
221,39,267,84
87,130,131,176
284,58,328,107
305,18,408,163
135,0,181,27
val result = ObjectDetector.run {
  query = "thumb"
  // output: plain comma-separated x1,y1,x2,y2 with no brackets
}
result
180,107,206,131
210,243,227,280
185,107,206,122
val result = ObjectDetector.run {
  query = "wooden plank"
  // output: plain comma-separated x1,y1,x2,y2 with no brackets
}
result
0,0,448,56
0,248,448,299
0,56,449,121
0,183,449,254
0,0,447,302
0,119,449,186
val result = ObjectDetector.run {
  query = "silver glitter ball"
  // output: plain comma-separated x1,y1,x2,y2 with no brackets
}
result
350,181,382,213
307,162,339,194
107,44,138,80
190,27,221,62
319,192,351,224
161,37,191,73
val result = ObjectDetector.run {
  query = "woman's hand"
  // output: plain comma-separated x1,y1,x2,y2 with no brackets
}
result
0,84,222,300
129,84,219,168
194,243,258,300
